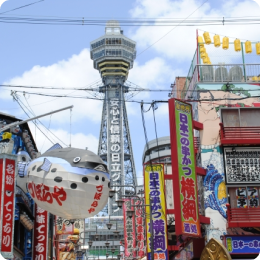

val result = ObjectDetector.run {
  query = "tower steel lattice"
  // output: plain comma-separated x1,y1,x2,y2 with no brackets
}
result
90,20,137,216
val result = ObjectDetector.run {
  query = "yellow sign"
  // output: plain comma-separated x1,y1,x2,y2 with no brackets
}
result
144,164,168,260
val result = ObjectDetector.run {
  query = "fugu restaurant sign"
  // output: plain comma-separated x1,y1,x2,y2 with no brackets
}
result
0,155,16,259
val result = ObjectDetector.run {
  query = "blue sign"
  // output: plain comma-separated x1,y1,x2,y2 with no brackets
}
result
226,236,260,254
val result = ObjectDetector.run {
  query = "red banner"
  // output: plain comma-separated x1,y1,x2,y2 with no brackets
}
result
134,198,145,258
33,204,49,260
0,157,16,258
123,198,136,258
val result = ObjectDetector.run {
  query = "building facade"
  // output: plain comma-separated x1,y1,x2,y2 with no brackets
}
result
179,34,260,259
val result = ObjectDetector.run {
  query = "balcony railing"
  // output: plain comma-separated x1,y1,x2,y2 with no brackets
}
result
226,204,260,228
194,137,200,153
183,64,260,99
219,123,260,145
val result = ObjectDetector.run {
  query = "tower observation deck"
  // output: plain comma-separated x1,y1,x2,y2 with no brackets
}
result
90,21,137,216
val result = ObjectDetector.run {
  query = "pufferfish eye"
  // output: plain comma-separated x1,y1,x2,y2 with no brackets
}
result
73,157,81,163
94,165,107,173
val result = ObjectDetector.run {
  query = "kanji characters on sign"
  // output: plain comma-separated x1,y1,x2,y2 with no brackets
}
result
1,158,16,256
33,204,48,260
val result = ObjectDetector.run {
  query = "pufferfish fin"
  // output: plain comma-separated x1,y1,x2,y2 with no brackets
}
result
40,158,52,172
94,165,107,173
45,143,63,153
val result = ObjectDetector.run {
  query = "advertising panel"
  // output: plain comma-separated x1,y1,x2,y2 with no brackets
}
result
133,198,145,258
123,198,136,258
168,99,201,237
33,204,49,260
144,164,168,260
224,147,260,184
0,156,16,259
225,236,260,254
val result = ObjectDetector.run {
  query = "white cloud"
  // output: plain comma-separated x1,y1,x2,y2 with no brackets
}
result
29,124,99,154
130,0,260,61
2,49,103,124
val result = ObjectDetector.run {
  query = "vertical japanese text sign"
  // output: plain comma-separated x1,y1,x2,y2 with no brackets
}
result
123,198,136,258
0,155,16,259
33,204,49,260
168,99,201,237
144,164,168,260
134,198,145,258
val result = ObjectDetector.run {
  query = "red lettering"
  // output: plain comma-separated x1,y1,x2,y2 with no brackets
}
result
52,186,66,206
88,208,95,213
91,201,98,207
96,185,103,192
94,192,102,200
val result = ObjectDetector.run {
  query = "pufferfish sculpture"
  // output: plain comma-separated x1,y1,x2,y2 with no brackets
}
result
24,145,110,219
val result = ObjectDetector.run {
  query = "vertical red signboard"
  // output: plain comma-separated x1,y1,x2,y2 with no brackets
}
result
33,203,49,260
0,156,16,259
169,99,201,237
134,198,145,258
123,198,136,258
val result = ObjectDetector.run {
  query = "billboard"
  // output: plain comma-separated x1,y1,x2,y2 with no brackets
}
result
123,198,136,258
144,164,168,260
0,156,16,259
225,235,260,254
168,99,201,237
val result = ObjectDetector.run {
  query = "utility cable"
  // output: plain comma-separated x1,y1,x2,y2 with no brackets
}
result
0,0,44,15
12,93,55,146
13,89,260,103
22,93,69,147
137,0,209,56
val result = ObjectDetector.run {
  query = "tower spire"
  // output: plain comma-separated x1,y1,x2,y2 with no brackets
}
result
90,21,137,215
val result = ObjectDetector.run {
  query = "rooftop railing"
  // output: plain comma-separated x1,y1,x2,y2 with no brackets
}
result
183,64,260,99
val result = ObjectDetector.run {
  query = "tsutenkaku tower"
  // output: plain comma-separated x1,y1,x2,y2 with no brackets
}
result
90,21,137,216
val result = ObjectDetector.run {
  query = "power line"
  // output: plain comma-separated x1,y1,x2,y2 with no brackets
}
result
12,89,260,103
0,0,44,15
12,93,55,145
137,0,209,56
1,15,260,26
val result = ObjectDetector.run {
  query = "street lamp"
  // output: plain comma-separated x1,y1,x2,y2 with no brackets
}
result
106,215,113,230
88,241,93,248
109,189,116,198
105,242,110,248
126,210,134,219
115,199,124,208
111,248,116,254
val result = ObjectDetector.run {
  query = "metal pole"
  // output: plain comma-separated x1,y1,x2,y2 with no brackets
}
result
241,43,247,82
1,105,73,132
149,196,154,260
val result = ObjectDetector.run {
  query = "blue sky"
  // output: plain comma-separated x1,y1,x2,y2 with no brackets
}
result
0,0,260,184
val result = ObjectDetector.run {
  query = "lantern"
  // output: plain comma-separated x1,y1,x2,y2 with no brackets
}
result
203,31,212,45
200,47,206,54
222,36,229,50
25,147,110,219
252,76,258,81
201,52,207,59
203,55,210,64
256,42,260,55
245,41,252,54
198,36,204,47
234,39,241,52
214,35,221,47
